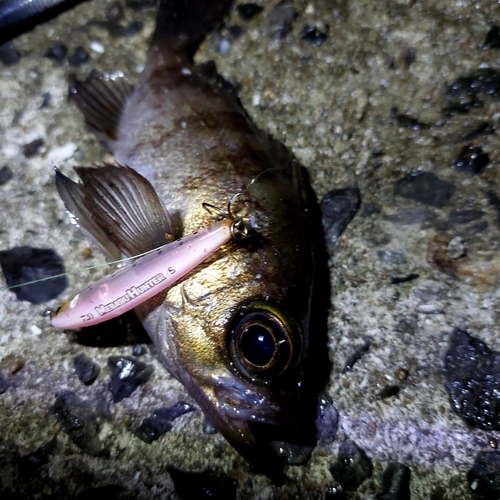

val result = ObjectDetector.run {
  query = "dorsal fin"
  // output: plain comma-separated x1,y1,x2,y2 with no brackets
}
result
152,0,233,59
56,164,173,259
69,72,133,152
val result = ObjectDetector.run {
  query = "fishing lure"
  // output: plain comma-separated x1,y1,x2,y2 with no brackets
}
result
51,212,246,329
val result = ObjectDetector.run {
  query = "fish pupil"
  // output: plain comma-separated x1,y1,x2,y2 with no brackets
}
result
240,324,275,367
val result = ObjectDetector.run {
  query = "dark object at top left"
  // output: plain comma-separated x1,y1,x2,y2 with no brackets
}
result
0,0,88,44
0,246,68,304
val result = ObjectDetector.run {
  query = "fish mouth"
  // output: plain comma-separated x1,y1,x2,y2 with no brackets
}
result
213,377,315,469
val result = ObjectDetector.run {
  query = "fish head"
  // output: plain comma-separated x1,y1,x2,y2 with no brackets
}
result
137,194,319,472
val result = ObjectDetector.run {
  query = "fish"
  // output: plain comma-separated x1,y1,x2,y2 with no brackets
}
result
55,0,324,475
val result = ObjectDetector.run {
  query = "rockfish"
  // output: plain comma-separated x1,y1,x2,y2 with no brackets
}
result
56,0,323,474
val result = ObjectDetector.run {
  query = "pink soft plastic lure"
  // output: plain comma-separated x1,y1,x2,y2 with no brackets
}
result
51,218,233,329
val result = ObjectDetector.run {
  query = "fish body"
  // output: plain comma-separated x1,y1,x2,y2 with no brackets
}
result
57,0,322,473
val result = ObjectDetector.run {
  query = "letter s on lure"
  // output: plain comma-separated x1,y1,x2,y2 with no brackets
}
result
51,219,233,329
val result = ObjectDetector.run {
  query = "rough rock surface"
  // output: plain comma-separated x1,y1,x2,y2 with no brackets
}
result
1,0,499,498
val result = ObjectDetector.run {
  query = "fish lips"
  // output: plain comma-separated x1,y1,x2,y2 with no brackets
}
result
212,377,316,469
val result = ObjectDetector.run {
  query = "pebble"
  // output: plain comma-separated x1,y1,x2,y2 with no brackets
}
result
315,394,339,444
320,188,360,243
51,392,106,456
390,108,427,130
134,402,194,444
44,43,67,63
444,329,500,431
447,236,466,259
107,356,153,402
467,451,500,499
0,353,25,374
390,274,419,285
394,172,455,208
483,26,500,50
463,122,495,141
131,344,146,356
73,353,100,385
377,250,407,265
300,24,329,46
0,42,20,65
343,340,371,372
22,138,45,158
0,165,13,185
330,439,373,491
377,385,400,400
269,0,297,39
446,68,500,109
376,462,411,500
0,246,67,304
68,46,90,67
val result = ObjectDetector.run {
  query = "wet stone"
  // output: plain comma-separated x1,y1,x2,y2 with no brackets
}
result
0,246,68,304
107,356,153,402
236,3,263,21
330,439,373,491
376,462,411,500
44,43,67,63
73,354,100,385
135,402,194,444
315,394,339,444
202,418,218,435
463,122,495,141
51,391,106,456
377,250,407,265
40,92,53,109
300,25,329,46
325,485,347,499
0,165,13,185
403,47,417,69
68,46,90,67
0,42,20,66
467,451,500,499
452,145,489,174
22,138,45,158
269,0,297,39
483,26,500,50
394,172,455,208
166,466,238,500
320,188,360,243
444,329,500,431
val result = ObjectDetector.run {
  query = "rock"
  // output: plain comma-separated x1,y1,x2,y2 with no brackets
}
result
444,329,500,431
107,356,153,402
376,462,411,500
330,439,373,491
320,188,360,243
315,394,339,444
452,145,489,174
73,354,100,385
0,246,68,304
394,172,455,208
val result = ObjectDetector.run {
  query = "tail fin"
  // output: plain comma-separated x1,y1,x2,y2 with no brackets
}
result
152,0,233,59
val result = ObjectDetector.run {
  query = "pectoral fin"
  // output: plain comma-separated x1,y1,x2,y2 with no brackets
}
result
69,72,133,152
56,164,173,258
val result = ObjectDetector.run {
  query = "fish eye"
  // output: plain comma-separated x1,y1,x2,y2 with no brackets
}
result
228,301,302,381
